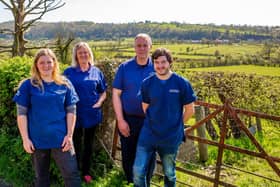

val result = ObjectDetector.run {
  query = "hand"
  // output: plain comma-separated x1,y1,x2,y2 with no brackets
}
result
92,101,102,108
61,135,73,152
22,138,35,153
118,119,130,137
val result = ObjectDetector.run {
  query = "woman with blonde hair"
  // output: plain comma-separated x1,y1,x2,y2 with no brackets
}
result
64,42,107,183
13,48,81,187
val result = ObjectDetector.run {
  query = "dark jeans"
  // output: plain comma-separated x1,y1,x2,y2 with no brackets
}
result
32,148,81,187
73,126,96,176
119,114,155,185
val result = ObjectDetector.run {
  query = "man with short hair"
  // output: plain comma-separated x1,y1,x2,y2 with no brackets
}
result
133,48,197,187
112,33,155,184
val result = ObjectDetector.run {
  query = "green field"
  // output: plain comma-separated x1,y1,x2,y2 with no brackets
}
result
187,65,280,76
91,41,280,70
92,41,264,60
193,43,261,56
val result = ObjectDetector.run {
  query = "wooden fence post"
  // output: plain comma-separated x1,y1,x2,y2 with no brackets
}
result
256,117,262,132
195,105,208,162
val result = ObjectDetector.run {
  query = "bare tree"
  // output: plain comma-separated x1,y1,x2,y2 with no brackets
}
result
54,33,75,64
0,0,65,56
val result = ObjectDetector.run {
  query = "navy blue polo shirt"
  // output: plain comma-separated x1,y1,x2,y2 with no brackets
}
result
64,64,107,128
13,79,79,149
113,57,154,116
138,73,197,147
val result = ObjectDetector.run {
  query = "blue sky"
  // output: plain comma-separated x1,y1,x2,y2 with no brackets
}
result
0,0,279,26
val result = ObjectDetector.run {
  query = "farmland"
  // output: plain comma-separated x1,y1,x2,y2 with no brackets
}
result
187,65,280,76
90,40,280,70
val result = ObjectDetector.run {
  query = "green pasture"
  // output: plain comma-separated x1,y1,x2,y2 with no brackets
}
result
193,43,261,56
186,65,280,76
153,43,207,52
90,41,266,65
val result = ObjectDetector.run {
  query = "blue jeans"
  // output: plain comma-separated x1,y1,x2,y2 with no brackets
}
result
32,148,81,187
120,113,156,184
133,144,179,187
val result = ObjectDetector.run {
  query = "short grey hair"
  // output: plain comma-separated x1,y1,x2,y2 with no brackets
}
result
72,42,94,67
134,33,152,46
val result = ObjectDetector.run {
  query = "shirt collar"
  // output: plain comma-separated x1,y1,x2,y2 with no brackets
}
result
134,56,152,68
75,63,92,72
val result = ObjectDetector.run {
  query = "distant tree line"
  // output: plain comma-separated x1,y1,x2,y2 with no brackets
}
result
1,21,279,41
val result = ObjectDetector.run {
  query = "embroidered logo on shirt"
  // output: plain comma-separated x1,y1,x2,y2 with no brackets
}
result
15,90,21,96
55,90,66,94
169,89,180,93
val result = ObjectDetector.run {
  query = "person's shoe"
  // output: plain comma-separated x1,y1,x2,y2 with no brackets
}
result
83,175,92,183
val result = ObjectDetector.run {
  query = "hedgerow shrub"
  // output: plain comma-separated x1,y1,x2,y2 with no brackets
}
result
0,57,34,186
0,130,34,186
0,57,31,135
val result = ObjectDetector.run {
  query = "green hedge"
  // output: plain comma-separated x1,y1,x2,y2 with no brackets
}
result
0,57,31,134
0,57,34,186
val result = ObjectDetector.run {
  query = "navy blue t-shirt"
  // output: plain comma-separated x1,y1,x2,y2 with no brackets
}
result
13,79,79,149
64,64,107,128
112,57,154,116
138,73,197,147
